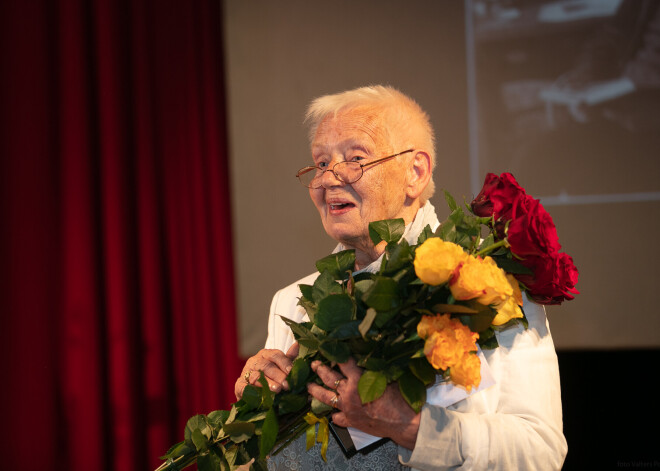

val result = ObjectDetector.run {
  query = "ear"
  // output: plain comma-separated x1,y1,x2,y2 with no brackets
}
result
405,151,432,200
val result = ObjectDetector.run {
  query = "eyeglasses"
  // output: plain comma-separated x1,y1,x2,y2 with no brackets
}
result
296,149,414,189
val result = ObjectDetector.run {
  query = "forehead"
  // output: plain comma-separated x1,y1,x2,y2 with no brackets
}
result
312,107,391,152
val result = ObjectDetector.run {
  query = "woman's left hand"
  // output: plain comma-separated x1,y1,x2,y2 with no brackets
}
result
307,357,421,450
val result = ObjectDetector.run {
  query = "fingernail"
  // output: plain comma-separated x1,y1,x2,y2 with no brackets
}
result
270,384,279,392
282,380,289,389
286,365,292,373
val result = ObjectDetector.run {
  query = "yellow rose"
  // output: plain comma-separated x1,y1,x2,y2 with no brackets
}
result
414,238,468,286
450,352,482,392
417,314,479,371
492,274,524,326
417,311,452,339
450,256,512,306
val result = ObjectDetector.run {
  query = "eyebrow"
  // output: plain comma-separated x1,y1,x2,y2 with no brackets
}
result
311,142,374,159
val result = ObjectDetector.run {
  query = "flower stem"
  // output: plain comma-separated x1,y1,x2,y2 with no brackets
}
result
475,239,508,257
154,453,197,471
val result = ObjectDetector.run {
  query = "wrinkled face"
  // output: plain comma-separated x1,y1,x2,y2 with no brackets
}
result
309,108,416,256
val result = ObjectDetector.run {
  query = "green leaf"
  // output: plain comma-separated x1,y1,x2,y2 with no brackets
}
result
312,271,343,304
277,393,309,414
409,357,437,386
160,440,193,460
240,384,261,410
297,297,318,322
224,446,238,468
358,308,377,338
287,358,311,393
328,320,361,340
197,448,229,471
368,219,405,245
436,219,456,241
184,415,211,448
492,256,533,275
311,397,333,415
299,283,314,301
398,370,426,413
192,428,209,452
354,278,374,301
259,408,278,460
457,302,496,334
315,250,356,280
432,303,479,314
358,370,387,404
319,339,351,363
223,421,256,443
239,410,269,424
478,327,499,349
374,308,399,328
358,356,387,371
258,371,275,409
478,233,495,252
444,190,459,211
226,404,238,425
315,294,354,331
417,225,434,245
362,276,400,312
279,318,319,351
207,410,230,428
385,364,404,382
381,239,413,275
448,207,464,225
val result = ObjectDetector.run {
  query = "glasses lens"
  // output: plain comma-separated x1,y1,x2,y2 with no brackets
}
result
334,161,362,184
297,167,320,188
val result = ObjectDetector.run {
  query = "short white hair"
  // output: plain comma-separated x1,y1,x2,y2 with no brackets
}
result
305,85,436,201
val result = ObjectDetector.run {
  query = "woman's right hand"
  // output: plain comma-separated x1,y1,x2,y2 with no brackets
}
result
234,342,299,400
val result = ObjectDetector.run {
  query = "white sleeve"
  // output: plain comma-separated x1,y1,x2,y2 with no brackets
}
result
264,272,318,352
399,298,568,470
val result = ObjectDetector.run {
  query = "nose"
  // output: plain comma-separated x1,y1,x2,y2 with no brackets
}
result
318,161,344,189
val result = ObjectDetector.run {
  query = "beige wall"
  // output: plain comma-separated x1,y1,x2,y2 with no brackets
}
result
223,0,660,356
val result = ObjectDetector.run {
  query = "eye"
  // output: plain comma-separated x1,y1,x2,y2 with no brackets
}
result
349,155,366,163
317,161,329,169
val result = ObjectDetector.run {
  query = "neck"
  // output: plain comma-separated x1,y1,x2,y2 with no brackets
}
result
354,240,387,271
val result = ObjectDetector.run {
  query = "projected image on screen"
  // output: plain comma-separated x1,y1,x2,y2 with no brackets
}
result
466,0,660,348
470,0,660,202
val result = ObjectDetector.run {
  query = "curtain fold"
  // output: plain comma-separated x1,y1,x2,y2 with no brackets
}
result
0,1,241,470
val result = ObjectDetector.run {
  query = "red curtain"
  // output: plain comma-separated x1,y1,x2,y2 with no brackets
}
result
0,1,241,470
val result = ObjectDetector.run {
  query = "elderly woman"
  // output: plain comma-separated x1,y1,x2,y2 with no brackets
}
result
234,86,567,470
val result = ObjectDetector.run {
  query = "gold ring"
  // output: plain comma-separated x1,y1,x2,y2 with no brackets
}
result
334,379,342,389
330,395,339,408
244,370,252,383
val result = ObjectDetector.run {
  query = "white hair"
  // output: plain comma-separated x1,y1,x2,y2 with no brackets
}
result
304,85,436,201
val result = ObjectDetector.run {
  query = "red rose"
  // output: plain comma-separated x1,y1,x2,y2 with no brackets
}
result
471,173,527,222
515,253,579,305
471,173,500,217
507,197,561,258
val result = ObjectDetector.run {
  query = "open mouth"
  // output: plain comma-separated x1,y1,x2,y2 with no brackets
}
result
329,202,354,210
327,200,355,213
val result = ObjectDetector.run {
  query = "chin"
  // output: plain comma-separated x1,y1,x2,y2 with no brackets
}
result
323,223,363,248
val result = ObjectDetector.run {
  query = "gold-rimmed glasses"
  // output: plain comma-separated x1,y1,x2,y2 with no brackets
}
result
296,149,414,189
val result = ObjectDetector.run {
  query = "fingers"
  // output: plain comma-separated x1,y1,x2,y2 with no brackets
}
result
285,342,299,359
311,360,346,391
262,348,295,377
308,360,352,410
307,382,341,409
337,356,361,379
238,348,295,397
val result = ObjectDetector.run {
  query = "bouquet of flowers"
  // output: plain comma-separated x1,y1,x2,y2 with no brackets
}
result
155,173,578,471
